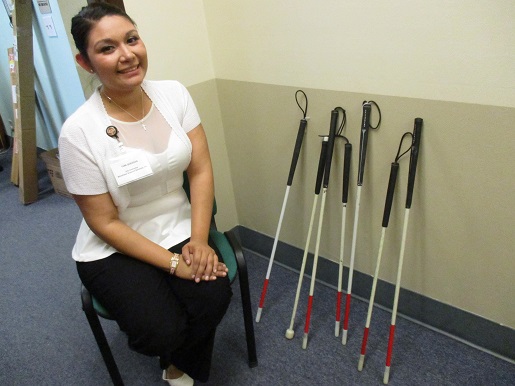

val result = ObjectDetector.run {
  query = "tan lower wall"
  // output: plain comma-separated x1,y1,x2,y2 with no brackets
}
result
188,80,238,231
216,79,515,329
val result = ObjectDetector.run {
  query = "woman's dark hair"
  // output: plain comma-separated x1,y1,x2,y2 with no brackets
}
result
71,2,136,60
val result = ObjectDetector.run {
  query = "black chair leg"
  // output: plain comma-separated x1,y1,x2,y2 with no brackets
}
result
81,286,125,386
225,230,258,368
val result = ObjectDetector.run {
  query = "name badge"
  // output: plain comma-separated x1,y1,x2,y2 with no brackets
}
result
109,151,153,186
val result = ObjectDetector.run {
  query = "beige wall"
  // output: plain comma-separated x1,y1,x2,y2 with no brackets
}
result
62,1,514,329
204,0,515,108
201,0,515,329
123,0,237,229
187,80,238,229
124,1,214,86
216,80,515,330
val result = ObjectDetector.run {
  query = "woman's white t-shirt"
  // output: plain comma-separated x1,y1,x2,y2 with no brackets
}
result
59,81,200,262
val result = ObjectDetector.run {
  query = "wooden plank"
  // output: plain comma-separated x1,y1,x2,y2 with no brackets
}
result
13,0,38,204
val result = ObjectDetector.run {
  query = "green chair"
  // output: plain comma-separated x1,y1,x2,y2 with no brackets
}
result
80,174,258,386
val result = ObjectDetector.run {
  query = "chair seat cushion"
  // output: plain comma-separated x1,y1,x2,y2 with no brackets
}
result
92,296,114,319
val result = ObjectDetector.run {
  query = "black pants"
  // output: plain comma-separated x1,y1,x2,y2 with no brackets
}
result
77,238,232,382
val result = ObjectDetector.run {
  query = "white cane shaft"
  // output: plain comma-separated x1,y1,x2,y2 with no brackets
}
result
383,366,391,384
365,228,386,328
287,194,319,332
255,308,263,323
338,204,347,293
342,329,348,345
308,189,327,296
302,190,328,349
265,186,291,279
342,187,362,345
391,209,410,326
346,186,362,294
358,354,365,371
335,204,347,337
302,333,309,349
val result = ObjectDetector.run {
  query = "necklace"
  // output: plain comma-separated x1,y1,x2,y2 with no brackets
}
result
102,87,148,131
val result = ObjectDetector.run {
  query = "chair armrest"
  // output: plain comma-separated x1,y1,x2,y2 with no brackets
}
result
81,284,113,320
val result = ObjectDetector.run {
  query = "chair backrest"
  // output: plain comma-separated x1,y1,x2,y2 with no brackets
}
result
182,172,217,217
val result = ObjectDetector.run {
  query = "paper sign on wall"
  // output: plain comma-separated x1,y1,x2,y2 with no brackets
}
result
8,50,15,73
37,0,52,14
42,15,57,37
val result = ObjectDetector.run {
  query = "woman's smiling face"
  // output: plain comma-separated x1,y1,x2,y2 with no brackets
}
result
78,15,148,96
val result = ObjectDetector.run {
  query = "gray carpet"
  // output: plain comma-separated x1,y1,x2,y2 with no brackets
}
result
0,150,514,385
